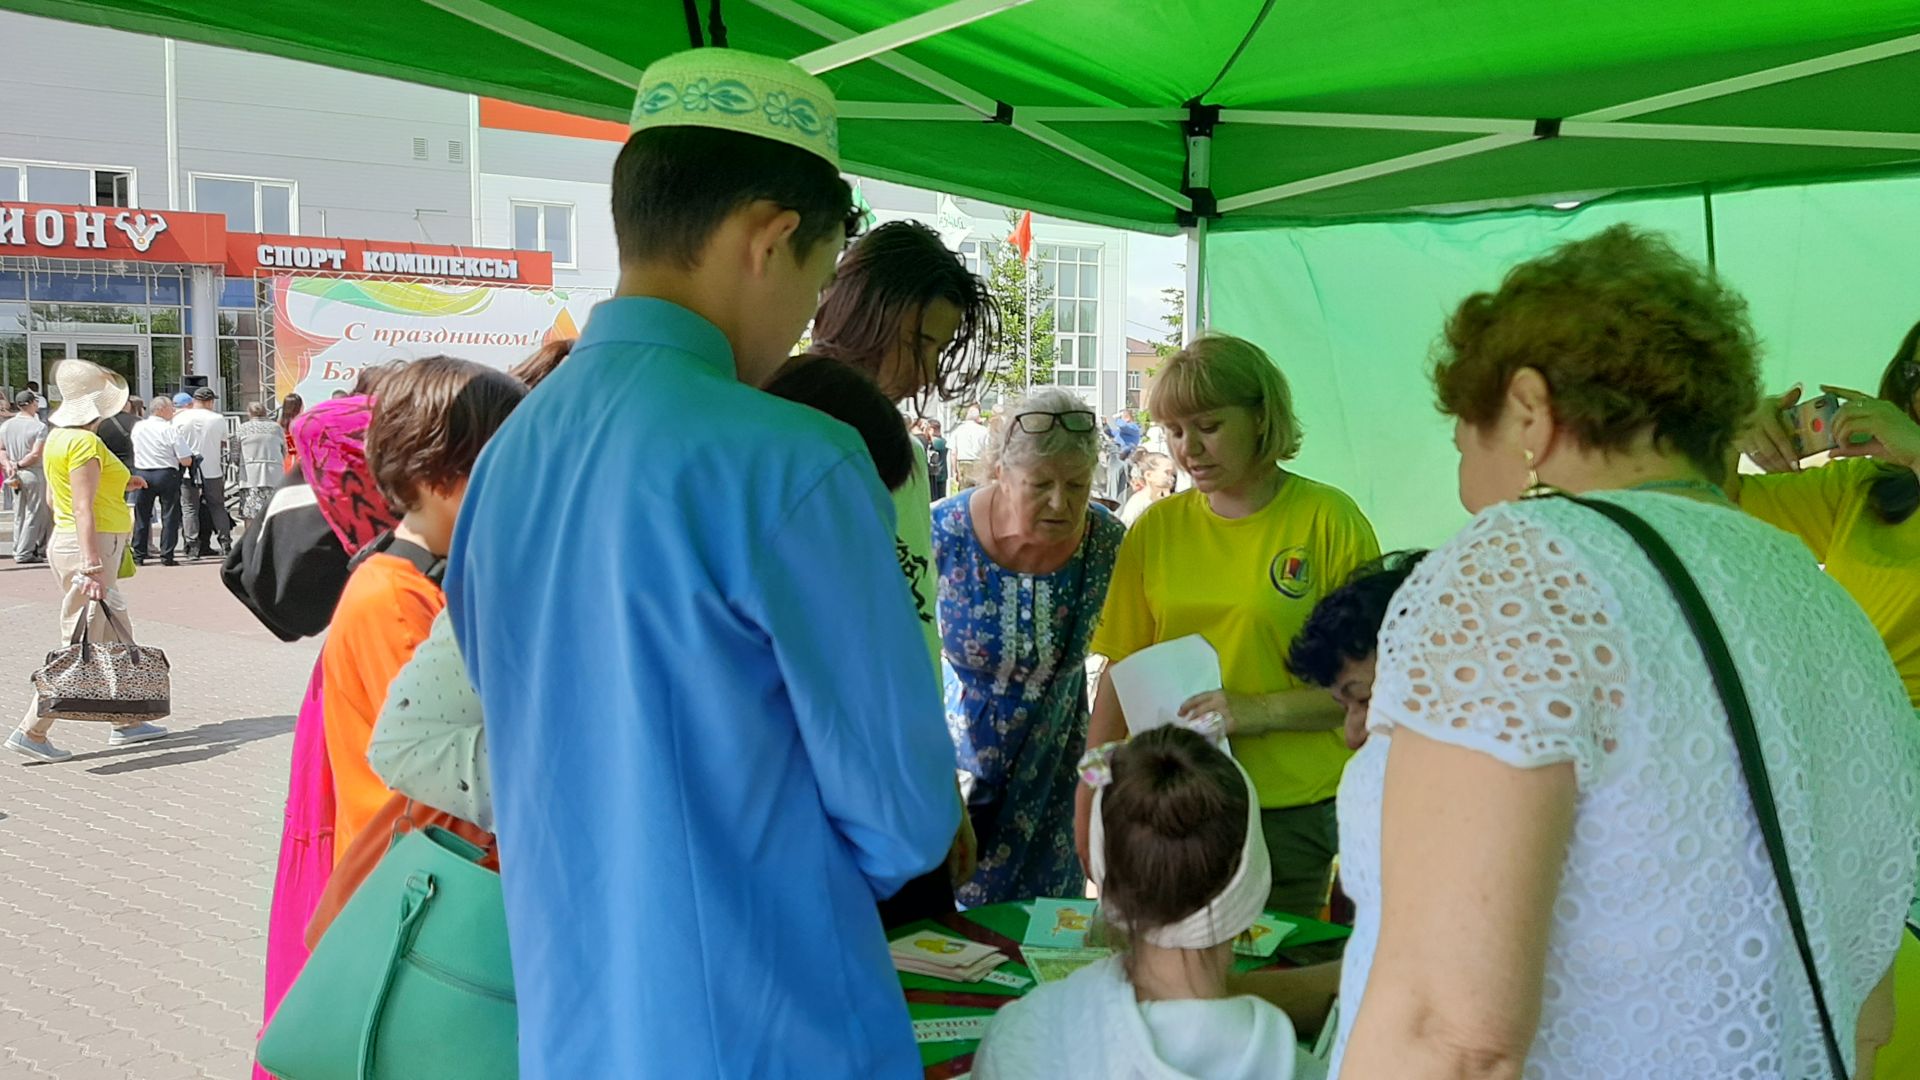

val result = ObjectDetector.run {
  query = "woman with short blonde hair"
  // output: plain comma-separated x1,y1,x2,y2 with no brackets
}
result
1081,333,1380,920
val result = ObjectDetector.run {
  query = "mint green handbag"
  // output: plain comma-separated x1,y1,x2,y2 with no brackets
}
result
256,826,518,1079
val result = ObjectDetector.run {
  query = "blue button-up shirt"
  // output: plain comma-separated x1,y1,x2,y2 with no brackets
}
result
446,298,957,1078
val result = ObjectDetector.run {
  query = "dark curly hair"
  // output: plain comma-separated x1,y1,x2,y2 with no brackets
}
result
366,355,526,513
809,220,999,406
1287,550,1429,688
1869,321,1920,525
1434,224,1760,481
1100,726,1249,959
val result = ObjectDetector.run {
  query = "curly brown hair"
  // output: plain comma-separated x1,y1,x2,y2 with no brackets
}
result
1434,224,1760,479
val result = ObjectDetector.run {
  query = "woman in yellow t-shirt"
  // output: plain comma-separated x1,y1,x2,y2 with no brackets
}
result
8,360,168,763
1734,323,1920,1079
1080,334,1380,918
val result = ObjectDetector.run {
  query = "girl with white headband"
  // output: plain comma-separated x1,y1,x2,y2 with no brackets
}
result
973,724,1313,1080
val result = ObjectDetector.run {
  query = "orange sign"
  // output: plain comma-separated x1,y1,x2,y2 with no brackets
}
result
0,202,227,263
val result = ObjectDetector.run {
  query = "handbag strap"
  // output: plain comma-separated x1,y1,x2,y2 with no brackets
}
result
1558,493,1850,1079
67,599,139,661
356,870,436,1079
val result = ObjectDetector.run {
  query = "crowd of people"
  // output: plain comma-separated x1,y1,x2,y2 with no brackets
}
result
8,44,1918,1080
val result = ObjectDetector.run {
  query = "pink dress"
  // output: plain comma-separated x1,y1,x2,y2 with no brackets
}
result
257,663,332,1065
255,396,396,1078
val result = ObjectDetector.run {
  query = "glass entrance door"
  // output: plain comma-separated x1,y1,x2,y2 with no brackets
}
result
28,335,151,401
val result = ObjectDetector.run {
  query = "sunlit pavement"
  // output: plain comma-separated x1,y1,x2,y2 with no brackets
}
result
0,538,317,1079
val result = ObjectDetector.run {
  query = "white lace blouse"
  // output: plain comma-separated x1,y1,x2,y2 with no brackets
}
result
1332,492,1920,1078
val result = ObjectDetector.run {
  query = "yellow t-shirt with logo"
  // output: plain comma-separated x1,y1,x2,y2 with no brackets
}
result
1739,458,1920,707
1091,474,1381,808
43,426,133,535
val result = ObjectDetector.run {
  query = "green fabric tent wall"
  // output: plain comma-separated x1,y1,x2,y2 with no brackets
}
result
1208,171,1920,549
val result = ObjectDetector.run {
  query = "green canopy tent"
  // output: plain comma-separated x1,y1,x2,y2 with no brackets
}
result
12,0,1920,540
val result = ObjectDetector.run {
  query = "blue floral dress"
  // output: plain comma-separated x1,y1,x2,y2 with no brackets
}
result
933,493,1125,906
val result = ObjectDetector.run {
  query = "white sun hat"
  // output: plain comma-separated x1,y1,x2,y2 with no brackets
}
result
48,359,131,428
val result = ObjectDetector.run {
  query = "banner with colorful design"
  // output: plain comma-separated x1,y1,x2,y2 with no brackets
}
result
272,274,606,400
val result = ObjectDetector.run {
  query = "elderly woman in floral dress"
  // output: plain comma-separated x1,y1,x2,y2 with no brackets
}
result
933,386,1124,905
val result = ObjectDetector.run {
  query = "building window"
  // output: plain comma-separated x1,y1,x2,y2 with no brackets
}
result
512,201,575,268
0,161,135,207
1039,244,1100,389
959,239,996,277
190,175,296,234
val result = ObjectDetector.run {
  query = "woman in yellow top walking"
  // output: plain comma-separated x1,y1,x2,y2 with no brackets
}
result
1734,322,1920,1079
1080,334,1380,918
8,360,170,763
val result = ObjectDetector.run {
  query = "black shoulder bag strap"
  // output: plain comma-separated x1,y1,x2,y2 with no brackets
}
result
1559,493,1849,1079
348,529,448,586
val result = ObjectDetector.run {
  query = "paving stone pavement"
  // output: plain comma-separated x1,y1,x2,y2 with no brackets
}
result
0,549,319,1079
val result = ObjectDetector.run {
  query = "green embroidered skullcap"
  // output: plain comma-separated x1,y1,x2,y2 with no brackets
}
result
631,48,840,168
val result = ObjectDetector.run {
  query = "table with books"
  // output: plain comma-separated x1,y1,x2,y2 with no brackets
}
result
894,899,1351,1078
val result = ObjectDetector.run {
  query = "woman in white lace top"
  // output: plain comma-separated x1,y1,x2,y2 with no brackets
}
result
1332,226,1920,1079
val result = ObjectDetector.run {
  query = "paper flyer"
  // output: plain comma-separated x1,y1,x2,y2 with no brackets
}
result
1021,946,1112,985
1107,634,1223,740
1232,913,1296,958
1022,897,1099,949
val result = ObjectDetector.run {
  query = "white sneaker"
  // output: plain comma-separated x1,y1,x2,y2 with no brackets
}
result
108,723,171,747
6,731,74,763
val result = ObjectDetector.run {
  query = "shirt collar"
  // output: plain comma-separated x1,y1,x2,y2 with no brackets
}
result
577,297,736,379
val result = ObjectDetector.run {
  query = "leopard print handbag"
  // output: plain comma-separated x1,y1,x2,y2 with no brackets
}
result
32,603,171,723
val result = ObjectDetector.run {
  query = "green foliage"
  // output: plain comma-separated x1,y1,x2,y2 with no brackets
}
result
1154,275,1184,359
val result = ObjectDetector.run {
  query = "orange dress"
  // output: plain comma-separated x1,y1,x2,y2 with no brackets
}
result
319,551,445,864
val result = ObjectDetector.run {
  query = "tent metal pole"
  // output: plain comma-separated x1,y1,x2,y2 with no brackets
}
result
1558,121,1920,152
1222,110,1533,135
1216,29,1920,216
1183,219,1208,343
1578,31,1920,122
1217,133,1531,214
417,0,643,87
754,0,1192,212
838,102,981,121
793,0,1034,75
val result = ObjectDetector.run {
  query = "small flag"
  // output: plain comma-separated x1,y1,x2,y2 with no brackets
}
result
851,181,875,231
1009,211,1034,261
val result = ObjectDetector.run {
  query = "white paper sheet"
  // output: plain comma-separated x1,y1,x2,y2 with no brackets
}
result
1107,634,1221,738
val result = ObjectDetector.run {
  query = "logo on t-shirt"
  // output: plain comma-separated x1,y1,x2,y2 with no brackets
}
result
1270,546,1311,599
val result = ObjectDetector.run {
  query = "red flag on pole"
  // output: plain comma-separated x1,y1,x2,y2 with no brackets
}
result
1009,211,1034,260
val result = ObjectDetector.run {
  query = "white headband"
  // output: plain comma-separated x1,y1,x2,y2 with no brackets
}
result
1088,752,1271,950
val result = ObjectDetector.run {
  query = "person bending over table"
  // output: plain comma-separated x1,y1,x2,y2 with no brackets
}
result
1079,334,1380,919
1331,225,1919,1079
935,387,1123,907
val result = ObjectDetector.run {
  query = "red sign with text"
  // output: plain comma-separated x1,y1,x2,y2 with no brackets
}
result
0,202,552,288
0,202,227,264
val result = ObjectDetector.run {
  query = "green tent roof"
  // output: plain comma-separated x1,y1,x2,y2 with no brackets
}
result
14,0,1920,233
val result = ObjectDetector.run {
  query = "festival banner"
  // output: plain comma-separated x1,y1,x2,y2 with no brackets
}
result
273,275,606,401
